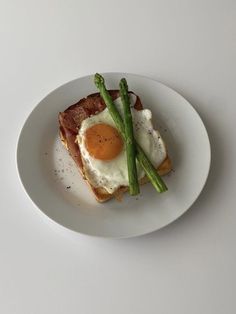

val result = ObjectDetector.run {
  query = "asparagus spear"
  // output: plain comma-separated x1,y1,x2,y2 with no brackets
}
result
94,75,125,137
136,144,167,192
119,78,140,195
94,73,168,193
119,77,167,193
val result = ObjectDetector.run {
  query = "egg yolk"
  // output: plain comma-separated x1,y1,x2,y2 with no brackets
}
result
84,123,123,160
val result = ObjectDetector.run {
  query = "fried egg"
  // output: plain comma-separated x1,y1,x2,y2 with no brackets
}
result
77,94,167,194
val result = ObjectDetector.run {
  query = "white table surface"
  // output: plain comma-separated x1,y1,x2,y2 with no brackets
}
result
1,1,236,313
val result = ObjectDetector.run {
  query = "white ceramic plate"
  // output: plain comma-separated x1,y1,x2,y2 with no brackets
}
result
17,73,211,238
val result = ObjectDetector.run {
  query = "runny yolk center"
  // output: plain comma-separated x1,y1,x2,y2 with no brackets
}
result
85,123,123,160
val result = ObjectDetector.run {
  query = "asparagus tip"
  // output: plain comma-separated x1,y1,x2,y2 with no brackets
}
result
94,73,104,88
119,78,128,90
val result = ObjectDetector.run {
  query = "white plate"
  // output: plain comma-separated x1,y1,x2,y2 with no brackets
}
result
17,73,211,238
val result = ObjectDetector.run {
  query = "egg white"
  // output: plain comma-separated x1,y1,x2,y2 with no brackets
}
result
77,94,167,194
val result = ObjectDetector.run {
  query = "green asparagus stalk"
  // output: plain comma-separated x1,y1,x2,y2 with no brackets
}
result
119,78,140,195
94,74,125,137
94,73,168,193
136,144,167,192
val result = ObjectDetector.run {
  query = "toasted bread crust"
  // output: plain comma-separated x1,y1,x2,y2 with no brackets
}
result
59,90,172,202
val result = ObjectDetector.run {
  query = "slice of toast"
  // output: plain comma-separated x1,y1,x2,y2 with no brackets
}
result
58,90,172,202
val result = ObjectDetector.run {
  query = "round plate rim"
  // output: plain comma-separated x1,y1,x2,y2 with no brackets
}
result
16,72,211,238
